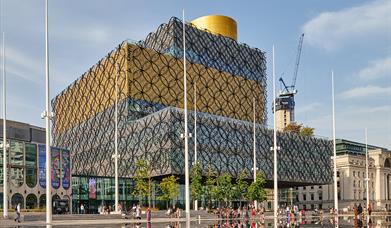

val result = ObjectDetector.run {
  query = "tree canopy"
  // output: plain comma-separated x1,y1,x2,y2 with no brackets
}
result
283,122,314,137
247,171,266,202
158,175,179,207
190,163,202,201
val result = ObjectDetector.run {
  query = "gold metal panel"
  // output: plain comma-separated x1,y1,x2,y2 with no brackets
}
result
53,43,129,133
128,44,264,123
191,15,237,40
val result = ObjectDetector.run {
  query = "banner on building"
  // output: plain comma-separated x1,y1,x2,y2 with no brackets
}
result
51,148,61,189
88,177,96,199
61,149,71,189
38,145,46,188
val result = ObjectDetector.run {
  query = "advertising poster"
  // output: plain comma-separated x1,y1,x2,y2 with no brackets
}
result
38,145,46,188
61,149,71,189
88,177,96,199
51,148,61,189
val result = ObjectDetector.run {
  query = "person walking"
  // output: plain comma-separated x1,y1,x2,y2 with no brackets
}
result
146,207,151,222
14,203,21,223
368,203,372,216
136,204,141,219
358,203,363,219
80,203,85,214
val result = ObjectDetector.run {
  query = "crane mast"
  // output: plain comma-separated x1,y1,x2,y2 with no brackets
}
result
273,33,304,131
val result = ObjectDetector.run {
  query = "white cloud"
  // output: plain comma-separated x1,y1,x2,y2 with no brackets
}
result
340,85,391,99
302,0,390,50
359,56,391,80
0,46,43,84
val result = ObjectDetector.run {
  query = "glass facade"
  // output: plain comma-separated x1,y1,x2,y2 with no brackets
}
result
10,141,24,187
25,143,37,188
0,137,70,210
71,175,189,213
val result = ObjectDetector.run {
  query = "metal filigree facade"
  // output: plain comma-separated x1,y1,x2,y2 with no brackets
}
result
52,17,332,186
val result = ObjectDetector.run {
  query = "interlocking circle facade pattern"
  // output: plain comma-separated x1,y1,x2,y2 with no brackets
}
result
52,17,332,186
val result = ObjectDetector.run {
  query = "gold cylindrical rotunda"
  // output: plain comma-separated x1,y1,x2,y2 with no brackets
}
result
191,15,237,40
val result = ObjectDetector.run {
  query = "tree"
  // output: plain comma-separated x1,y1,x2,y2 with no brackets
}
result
284,122,315,137
158,175,179,208
215,172,234,207
235,170,249,207
300,126,314,137
204,165,216,209
191,163,202,202
247,171,266,204
133,159,153,207
283,122,302,134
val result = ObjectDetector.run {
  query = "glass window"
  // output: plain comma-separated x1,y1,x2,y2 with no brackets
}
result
79,177,88,200
353,171,355,177
319,193,322,201
311,194,314,201
25,143,37,188
26,194,37,209
10,167,24,187
39,194,46,208
11,193,24,209
303,194,307,201
10,141,24,166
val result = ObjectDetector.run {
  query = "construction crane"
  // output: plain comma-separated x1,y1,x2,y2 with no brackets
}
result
279,33,304,97
274,33,304,130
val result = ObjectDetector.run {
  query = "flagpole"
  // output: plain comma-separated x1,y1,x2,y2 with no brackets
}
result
331,70,339,226
273,45,278,227
253,97,257,210
365,128,369,223
182,9,190,221
114,64,119,212
44,0,53,224
194,80,198,211
2,31,8,219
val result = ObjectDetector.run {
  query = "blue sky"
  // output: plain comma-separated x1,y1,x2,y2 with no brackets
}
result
1,0,390,148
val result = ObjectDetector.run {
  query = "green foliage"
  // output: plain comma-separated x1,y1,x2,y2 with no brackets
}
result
132,159,151,205
190,163,202,201
247,171,266,202
284,122,315,137
235,170,249,205
158,175,179,207
215,172,234,206
204,165,216,208
300,126,314,137
283,122,302,134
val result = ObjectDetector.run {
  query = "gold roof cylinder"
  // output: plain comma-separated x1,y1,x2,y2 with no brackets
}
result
191,15,237,41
